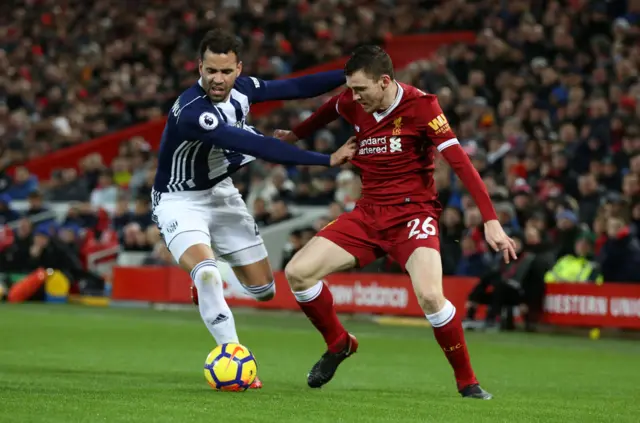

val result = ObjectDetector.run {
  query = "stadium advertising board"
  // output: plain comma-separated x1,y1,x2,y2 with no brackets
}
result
543,283,640,329
111,267,640,329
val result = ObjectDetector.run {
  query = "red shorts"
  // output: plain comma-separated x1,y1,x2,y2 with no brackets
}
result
317,201,442,269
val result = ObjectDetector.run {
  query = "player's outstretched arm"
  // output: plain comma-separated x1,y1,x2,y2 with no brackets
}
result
274,95,342,144
420,96,517,263
182,111,354,167
247,70,345,103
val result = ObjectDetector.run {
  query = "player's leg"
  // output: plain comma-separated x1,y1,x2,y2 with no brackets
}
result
153,194,240,347
285,214,380,388
155,190,263,389
208,189,276,301
285,236,357,350
390,211,492,399
160,227,240,346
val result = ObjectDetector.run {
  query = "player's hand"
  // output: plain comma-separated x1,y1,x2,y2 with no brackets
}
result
484,219,518,263
330,136,357,166
273,129,299,144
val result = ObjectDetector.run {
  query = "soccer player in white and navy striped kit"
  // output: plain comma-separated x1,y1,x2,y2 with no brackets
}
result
152,29,354,388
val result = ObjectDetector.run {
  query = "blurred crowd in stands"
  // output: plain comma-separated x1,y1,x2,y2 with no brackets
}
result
2,0,640,306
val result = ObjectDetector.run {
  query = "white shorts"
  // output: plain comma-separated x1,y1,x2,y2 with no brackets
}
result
152,177,268,267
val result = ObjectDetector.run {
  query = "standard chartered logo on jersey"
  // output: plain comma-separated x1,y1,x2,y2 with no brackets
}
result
358,136,403,155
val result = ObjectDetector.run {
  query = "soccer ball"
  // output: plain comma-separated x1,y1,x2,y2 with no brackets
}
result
204,343,257,391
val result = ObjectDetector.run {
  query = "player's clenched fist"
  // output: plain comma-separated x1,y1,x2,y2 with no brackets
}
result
484,220,518,263
330,136,357,166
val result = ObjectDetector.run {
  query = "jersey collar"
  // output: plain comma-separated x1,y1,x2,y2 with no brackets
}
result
373,82,403,123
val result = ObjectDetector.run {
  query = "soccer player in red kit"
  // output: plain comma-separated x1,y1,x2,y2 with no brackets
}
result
276,46,517,399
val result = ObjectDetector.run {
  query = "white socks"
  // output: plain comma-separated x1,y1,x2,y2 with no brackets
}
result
243,280,276,301
425,300,456,328
191,259,239,345
292,281,324,303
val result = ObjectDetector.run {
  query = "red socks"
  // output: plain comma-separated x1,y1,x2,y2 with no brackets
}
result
427,300,478,390
293,281,348,353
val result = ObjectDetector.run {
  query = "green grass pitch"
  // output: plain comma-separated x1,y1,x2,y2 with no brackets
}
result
1,304,639,423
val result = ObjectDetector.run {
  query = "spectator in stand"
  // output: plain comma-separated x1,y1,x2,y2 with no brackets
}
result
5,167,37,200
122,222,152,252
0,194,19,224
266,198,293,226
1,218,33,273
252,197,270,227
0,158,11,193
545,231,603,284
598,215,640,282
90,171,118,209
554,210,582,258
455,232,491,277
24,191,50,218
112,197,133,235
111,157,132,190
131,196,153,231
79,154,107,192
45,168,90,202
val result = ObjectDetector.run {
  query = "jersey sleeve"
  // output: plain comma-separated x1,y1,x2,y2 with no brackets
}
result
417,95,498,222
236,70,345,103
417,95,459,152
292,94,342,140
178,106,331,167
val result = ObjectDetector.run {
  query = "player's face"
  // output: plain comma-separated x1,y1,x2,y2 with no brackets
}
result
199,49,242,102
346,70,390,113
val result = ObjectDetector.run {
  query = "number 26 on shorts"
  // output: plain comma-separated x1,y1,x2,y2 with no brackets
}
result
407,217,437,240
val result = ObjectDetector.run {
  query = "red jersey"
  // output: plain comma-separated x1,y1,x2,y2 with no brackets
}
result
293,82,497,221
334,83,453,205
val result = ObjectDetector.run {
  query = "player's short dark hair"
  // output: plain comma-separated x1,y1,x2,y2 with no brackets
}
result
344,45,394,80
198,29,243,61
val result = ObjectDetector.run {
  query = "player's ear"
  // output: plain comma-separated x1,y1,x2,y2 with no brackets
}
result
236,61,243,77
198,60,203,76
380,75,391,89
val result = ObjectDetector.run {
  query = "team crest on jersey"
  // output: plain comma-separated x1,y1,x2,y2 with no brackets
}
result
392,117,403,135
199,112,218,130
166,220,178,234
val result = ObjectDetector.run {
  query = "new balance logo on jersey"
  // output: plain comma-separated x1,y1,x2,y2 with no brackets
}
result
390,137,402,152
427,114,450,135
210,314,229,325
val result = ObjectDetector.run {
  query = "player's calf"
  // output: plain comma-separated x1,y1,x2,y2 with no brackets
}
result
178,243,240,345
224,258,276,302
405,247,487,396
285,237,356,352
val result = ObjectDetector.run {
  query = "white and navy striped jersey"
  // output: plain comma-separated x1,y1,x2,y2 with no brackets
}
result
155,77,260,193
153,70,346,193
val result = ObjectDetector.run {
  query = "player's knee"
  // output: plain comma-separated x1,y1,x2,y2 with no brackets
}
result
284,259,315,292
414,285,446,314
